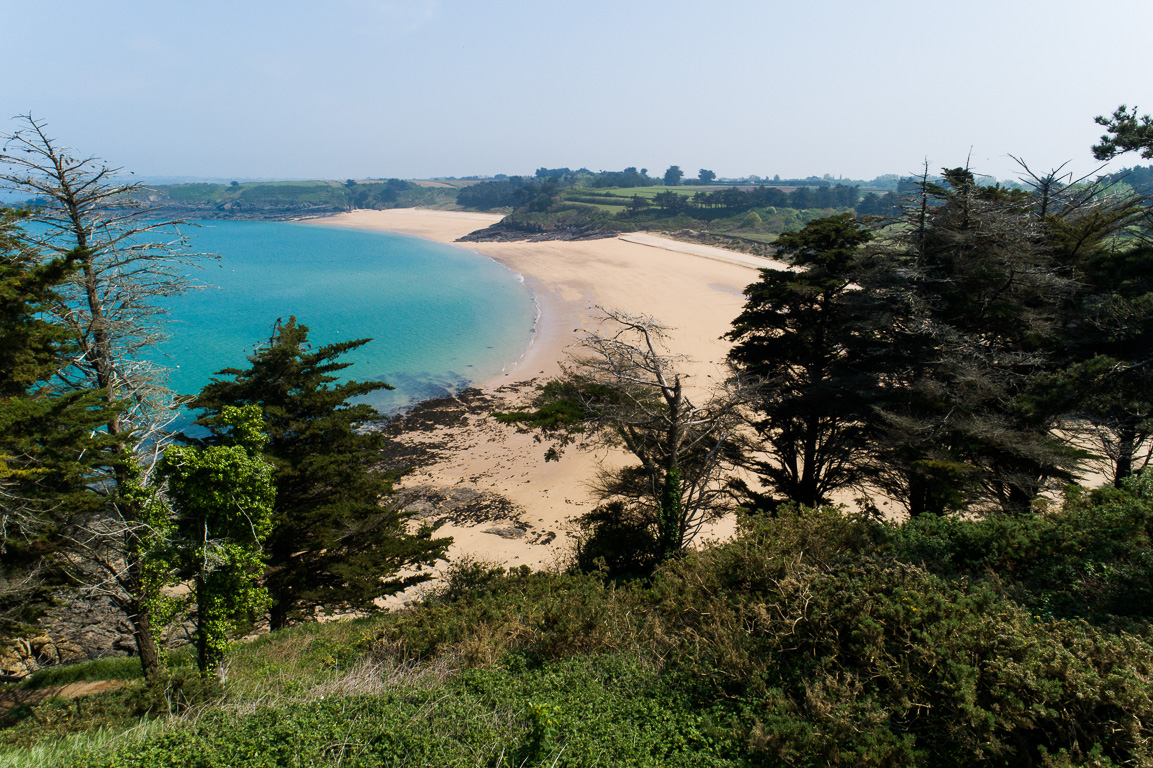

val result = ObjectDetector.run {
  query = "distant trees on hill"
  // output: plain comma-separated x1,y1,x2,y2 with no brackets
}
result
1097,164,1153,198
343,178,416,209
586,167,656,188
855,190,902,216
456,177,540,210
639,183,861,216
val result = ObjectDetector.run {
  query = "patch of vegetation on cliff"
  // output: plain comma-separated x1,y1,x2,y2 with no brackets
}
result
144,179,457,220
455,171,870,244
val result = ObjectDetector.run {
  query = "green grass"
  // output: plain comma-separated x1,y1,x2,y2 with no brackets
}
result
5,499,1153,767
11,647,199,692
11,657,147,691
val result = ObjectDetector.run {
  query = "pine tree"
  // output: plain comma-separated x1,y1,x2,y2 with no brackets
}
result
871,169,1080,514
0,210,116,632
727,213,881,509
191,317,450,628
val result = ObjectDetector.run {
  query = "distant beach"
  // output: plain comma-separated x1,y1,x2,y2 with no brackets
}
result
307,209,775,574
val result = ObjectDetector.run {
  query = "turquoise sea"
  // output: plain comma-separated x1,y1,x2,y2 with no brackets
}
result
155,220,536,418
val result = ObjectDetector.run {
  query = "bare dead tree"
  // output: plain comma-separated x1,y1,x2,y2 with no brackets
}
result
0,115,209,435
0,115,211,679
503,308,747,559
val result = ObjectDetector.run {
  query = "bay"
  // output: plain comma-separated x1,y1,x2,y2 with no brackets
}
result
155,220,536,418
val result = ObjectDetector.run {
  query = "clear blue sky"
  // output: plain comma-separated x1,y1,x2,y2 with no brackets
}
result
4,0,1151,182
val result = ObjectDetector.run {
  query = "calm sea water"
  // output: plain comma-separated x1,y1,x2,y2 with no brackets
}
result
155,220,536,417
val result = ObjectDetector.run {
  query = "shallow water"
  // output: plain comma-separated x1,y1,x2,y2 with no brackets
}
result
155,220,536,416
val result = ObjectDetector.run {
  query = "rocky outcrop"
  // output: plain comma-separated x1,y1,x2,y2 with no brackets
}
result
37,595,139,661
457,223,617,243
1,594,156,680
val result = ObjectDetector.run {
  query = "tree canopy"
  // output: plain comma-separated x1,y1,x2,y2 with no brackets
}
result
1093,104,1153,160
191,317,451,627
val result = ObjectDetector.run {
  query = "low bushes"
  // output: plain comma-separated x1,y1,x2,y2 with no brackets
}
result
10,485,1153,767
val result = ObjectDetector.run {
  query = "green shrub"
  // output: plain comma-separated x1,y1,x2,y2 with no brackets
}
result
572,500,660,577
651,510,1153,767
372,565,642,668
885,473,1153,622
71,655,741,768
8,502,1152,767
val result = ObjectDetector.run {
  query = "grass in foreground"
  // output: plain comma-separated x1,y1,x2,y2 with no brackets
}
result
3,488,1153,767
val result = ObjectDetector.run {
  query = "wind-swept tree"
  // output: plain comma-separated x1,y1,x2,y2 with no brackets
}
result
1093,104,1153,161
192,317,450,628
498,309,746,562
0,116,208,679
870,168,1082,514
1022,160,1153,486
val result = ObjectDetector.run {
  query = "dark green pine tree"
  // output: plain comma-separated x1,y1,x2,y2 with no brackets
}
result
191,317,451,628
876,168,1080,514
0,210,117,630
727,213,882,509
1036,202,1153,487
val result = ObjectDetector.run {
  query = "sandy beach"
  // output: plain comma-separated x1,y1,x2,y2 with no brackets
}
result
307,209,781,576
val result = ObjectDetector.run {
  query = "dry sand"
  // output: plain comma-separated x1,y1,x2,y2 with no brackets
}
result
305,209,781,577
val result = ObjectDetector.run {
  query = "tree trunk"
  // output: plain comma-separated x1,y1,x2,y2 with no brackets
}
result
269,594,290,632
657,377,685,561
130,601,163,683
123,556,163,682
1115,424,1138,488
658,464,683,561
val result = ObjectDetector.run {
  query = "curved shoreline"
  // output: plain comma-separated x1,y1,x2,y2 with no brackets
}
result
300,211,544,401
305,209,770,394
301,208,769,570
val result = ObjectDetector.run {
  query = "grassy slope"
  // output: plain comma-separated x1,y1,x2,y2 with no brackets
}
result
5,490,1153,768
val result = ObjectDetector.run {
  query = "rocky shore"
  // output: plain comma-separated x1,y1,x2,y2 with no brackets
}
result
457,222,617,242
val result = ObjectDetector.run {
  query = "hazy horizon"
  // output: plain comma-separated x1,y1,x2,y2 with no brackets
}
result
5,1,1152,184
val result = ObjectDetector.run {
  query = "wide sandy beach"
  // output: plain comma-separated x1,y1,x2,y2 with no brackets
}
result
306,210,785,577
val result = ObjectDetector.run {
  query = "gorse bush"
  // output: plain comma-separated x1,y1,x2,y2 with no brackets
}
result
359,505,1153,766
8,494,1153,767
653,511,1153,766
885,472,1153,623
372,558,645,668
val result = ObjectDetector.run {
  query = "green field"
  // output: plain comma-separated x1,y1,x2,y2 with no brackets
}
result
598,185,730,198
